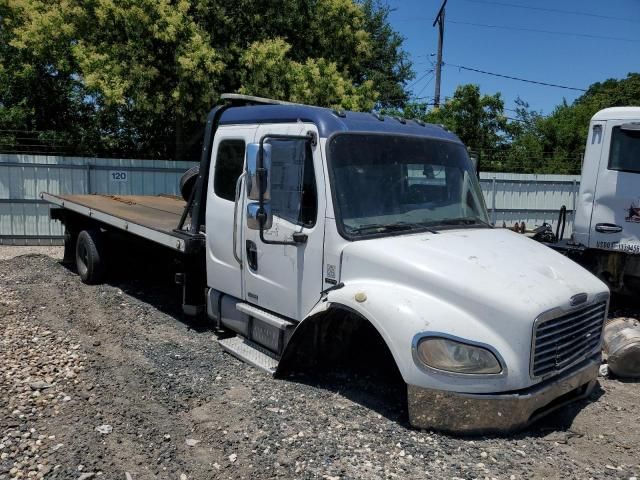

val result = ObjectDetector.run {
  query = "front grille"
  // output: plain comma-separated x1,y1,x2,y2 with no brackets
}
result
531,301,607,378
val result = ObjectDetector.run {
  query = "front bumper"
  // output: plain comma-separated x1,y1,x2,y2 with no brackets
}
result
407,354,600,435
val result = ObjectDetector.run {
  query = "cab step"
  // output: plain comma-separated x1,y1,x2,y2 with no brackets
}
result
235,302,295,353
235,303,294,330
217,336,279,375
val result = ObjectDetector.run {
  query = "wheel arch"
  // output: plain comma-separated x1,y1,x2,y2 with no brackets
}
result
275,300,405,381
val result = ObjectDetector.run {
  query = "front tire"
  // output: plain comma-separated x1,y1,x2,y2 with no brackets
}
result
76,229,105,284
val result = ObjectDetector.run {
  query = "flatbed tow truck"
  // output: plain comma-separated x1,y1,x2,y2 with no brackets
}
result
43,94,609,434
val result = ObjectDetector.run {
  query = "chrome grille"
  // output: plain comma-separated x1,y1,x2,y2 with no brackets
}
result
531,301,607,378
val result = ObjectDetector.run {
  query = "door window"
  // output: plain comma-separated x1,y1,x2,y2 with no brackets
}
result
214,140,246,201
609,126,640,174
269,139,317,227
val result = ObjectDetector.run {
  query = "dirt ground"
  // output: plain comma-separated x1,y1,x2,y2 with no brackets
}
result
1,247,639,479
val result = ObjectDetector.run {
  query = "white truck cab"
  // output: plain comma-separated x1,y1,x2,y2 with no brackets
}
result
571,107,640,293
45,95,610,434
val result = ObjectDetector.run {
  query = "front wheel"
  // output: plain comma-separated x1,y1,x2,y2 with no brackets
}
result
76,229,106,284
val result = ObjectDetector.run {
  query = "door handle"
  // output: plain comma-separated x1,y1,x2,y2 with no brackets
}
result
595,223,623,234
246,240,258,271
232,172,246,267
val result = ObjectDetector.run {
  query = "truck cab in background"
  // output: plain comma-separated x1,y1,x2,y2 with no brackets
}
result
571,107,640,294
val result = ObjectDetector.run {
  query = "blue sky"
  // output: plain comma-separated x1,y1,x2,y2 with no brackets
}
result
386,0,640,115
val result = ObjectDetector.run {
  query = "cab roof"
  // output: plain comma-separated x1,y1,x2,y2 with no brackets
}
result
591,107,640,121
218,103,462,143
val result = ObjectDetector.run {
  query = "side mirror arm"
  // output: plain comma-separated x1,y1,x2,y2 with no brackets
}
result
256,132,315,247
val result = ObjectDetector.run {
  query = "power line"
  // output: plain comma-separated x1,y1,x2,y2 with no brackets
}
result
406,69,434,90
446,63,587,91
414,73,436,98
461,0,640,24
449,20,640,44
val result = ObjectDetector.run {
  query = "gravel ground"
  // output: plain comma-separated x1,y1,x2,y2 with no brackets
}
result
1,246,639,479
0,247,62,261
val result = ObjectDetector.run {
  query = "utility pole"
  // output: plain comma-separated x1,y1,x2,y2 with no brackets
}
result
433,0,448,109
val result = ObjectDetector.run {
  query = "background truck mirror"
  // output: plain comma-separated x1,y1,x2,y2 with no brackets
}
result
246,143,271,201
247,202,273,230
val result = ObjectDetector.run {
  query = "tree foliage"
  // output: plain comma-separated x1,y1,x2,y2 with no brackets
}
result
506,73,640,173
425,84,510,160
384,84,512,169
390,74,640,174
3,0,638,172
0,0,413,158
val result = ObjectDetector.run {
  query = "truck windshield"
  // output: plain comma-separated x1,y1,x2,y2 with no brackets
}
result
328,134,490,238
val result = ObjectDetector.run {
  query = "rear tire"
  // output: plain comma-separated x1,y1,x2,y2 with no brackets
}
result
76,229,105,284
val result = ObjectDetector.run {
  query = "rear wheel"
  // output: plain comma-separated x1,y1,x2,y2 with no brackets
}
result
75,229,105,284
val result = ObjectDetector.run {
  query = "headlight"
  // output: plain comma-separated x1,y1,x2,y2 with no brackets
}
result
415,337,502,374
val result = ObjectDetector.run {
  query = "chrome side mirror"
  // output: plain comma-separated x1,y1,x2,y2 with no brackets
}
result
247,202,273,230
246,143,271,201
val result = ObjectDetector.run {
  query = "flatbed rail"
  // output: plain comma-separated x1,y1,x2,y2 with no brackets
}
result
41,192,199,253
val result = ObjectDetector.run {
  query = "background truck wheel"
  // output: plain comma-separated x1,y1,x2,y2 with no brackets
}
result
76,229,105,284
180,165,199,201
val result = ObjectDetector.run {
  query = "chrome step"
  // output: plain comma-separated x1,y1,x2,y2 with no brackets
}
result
218,336,279,375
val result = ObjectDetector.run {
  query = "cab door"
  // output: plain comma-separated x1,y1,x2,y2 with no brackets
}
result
241,123,325,321
589,120,640,254
205,125,257,298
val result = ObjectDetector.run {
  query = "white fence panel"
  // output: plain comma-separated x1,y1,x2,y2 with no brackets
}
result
1,154,583,244
480,172,581,236
0,154,194,245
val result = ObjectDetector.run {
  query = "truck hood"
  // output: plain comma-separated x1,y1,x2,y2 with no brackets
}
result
339,228,609,327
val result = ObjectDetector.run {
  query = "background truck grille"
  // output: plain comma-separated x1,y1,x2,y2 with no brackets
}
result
532,301,607,378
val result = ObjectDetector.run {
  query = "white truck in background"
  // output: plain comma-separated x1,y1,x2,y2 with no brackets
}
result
43,94,609,434
541,107,640,295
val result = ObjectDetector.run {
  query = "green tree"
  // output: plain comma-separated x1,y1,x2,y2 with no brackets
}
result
386,85,510,168
0,0,413,159
390,75,640,174
357,0,413,107
508,73,640,173
425,84,509,158
238,38,377,110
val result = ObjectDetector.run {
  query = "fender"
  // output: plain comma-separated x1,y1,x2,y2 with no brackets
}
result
316,281,434,384
279,281,531,393
277,281,436,385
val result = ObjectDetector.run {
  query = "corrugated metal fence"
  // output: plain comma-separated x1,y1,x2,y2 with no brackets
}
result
479,172,581,234
0,154,194,245
1,154,581,245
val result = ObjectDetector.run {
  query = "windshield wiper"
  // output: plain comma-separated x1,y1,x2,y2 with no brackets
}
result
348,222,438,234
431,217,493,228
